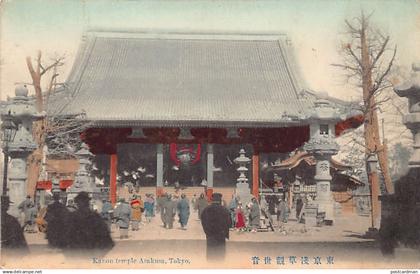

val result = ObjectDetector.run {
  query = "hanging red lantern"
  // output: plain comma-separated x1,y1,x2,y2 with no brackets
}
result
170,143,201,167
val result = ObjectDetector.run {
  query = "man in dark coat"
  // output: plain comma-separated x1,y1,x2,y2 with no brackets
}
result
68,192,114,249
201,193,231,261
295,195,304,220
162,194,177,229
45,191,71,248
1,196,29,252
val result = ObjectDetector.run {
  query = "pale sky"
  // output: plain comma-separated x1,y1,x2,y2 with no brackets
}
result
0,0,419,102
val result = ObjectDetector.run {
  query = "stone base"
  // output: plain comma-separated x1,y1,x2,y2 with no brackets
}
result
317,200,335,224
304,204,319,227
236,182,252,205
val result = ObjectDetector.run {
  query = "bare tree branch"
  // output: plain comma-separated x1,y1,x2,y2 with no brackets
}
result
372,45,397,93
370,36,389,69
40,57,65,76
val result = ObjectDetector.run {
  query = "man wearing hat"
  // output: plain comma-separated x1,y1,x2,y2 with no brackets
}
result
45,190,71,248
69,191,114,249
200,193,231,261
1,196,28,251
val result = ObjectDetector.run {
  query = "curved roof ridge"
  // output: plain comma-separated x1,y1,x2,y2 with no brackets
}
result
85,27,288,40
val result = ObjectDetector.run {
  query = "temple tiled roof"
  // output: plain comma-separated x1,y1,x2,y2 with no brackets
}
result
50,29,358,127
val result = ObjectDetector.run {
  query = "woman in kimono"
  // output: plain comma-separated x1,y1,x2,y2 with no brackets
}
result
235,202,246,231
130,196,143,231
144,194,155,223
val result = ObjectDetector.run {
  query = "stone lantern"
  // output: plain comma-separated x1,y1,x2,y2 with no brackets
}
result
304,98,341,224
375,62,420,251
394,63,420,168
67,142,97,201
234,148,252,205
1,85,43,218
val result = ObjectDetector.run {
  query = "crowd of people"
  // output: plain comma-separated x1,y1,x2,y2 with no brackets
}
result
2,187,308,255
226,196,261,232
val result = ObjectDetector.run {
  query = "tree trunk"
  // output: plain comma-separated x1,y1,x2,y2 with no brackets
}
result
26,55,46,196
26,55,43,112
361,20,381,229
377,141,394,193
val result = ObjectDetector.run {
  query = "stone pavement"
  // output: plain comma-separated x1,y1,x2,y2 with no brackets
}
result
6,211,419,269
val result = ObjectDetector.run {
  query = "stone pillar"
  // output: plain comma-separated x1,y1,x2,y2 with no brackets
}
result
156,144,164,196
206,144,214,200
252,152,259,199
7,158,29,218
109,154,118,205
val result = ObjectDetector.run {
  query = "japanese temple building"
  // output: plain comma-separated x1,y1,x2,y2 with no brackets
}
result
47,29,364,222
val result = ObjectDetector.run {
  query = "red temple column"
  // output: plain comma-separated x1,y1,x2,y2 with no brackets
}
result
206,144,214,201
109,154,118,205
252,152,259,199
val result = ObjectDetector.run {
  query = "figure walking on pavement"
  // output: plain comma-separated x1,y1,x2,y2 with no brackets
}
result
177,194,190,230
144,193,155,223
235,202,246,231
130,195,144,231
249,197,260,233
162,194,177,229
101,199,113,231
114,198,131,239
196,193,208,220
201,193,231,261
228,195,238,229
